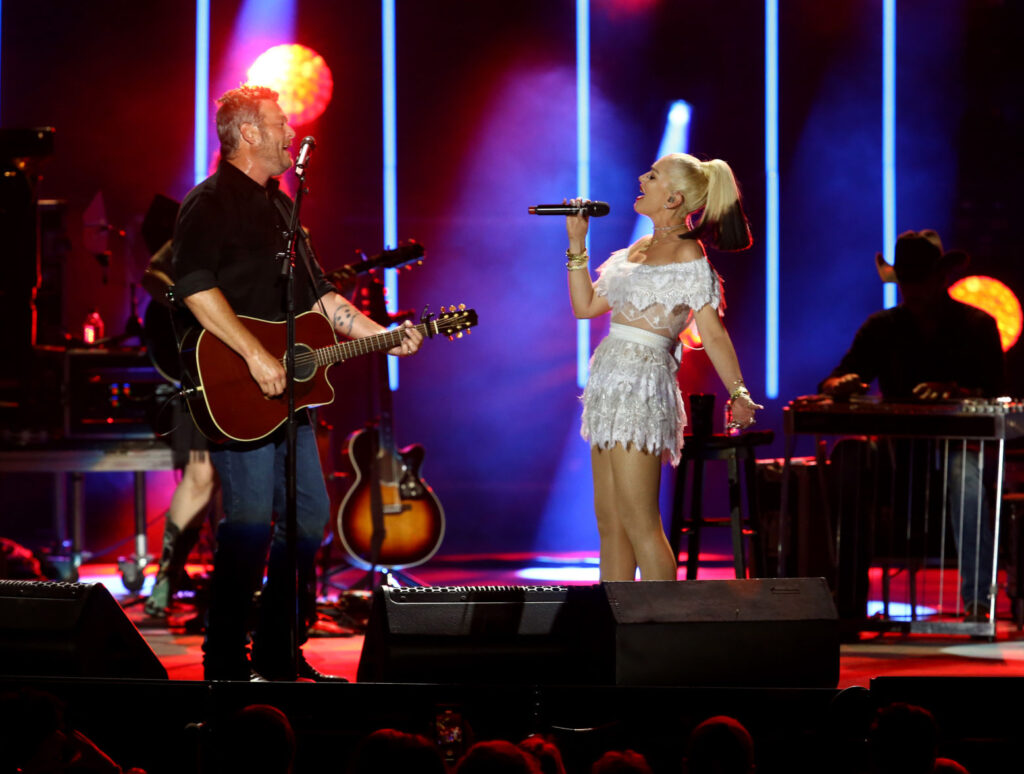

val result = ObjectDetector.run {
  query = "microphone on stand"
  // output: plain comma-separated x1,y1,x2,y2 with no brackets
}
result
294,136,316,177
528,201,610,217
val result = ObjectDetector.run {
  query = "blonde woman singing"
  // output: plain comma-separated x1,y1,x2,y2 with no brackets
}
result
566,153,762,582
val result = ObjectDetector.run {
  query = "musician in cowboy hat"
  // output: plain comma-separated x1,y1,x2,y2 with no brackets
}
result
820,229,1004,622
822,229,1001,401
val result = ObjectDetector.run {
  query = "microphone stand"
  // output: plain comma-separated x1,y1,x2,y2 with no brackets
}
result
276,161,311,681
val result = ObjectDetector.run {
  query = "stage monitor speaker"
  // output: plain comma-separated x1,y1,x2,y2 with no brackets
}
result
356,584,613,685
357,579,838,688
603,577,839,688
0,580,168,680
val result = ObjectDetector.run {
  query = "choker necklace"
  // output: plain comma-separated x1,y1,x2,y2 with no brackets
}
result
648,223,688,247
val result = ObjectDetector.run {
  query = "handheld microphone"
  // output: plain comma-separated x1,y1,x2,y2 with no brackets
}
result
294,136,316,176
528,201,610,217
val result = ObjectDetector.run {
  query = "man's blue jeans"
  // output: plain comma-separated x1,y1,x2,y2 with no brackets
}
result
202,420,330,677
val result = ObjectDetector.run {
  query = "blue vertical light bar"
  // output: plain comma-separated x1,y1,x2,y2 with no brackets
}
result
0,1,4,121
882,0,897,309
576,0,591,388
194,0,210,185
382,0,399,389
764,0,780,398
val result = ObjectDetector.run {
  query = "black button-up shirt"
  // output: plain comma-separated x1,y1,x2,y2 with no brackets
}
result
172,161,333,320
823,298,1005,400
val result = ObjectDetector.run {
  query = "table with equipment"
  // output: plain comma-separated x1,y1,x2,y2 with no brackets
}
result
0,440,174,590
780,396,1024,638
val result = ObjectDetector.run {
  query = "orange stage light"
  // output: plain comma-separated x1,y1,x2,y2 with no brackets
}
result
680,322,702,350
948,275,1022,352
247,44,333,126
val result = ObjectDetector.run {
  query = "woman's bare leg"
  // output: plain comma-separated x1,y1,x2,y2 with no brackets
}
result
607,444,677,580
591,447,638,581
168,451,216,530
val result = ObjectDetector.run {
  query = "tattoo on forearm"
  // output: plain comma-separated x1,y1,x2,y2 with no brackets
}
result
333,304,357,336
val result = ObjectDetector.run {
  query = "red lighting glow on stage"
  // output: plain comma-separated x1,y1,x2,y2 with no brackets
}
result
247,44,333,126
948,275,1022,352
680,322,702,350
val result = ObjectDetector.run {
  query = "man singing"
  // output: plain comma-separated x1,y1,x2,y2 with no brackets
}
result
172,85,423,681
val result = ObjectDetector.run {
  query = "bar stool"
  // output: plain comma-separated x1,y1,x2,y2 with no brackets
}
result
669,429,774,579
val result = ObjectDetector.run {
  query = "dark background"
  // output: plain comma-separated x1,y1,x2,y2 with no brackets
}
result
1,0,1020,561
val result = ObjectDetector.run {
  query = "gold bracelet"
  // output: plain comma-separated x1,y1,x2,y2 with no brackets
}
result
729,384,752,402
566,263,589,272
566,248,588,261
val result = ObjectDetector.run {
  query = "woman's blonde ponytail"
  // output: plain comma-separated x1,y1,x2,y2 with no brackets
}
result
697,159,752,251
664,153,752,251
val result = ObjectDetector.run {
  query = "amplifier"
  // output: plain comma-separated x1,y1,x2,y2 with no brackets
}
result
63,348,166,439
358,579,839,687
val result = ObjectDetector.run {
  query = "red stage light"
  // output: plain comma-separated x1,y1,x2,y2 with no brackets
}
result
247,44,333,126
948,275,1022,352
680,322,702,350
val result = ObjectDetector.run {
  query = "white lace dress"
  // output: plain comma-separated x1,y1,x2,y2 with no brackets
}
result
581,247,721,467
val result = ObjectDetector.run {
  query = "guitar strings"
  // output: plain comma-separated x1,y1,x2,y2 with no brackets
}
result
281,316,471,368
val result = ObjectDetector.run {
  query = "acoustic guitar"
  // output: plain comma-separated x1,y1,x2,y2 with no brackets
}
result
178,305,477,443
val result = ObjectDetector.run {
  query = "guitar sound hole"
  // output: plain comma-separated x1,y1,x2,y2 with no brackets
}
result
293,344,316,382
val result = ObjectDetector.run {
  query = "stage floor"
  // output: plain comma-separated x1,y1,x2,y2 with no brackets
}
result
78,551,1024,688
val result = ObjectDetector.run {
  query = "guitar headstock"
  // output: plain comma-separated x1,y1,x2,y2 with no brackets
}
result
432,305,479,340
366,240,426,273
329,240,426,286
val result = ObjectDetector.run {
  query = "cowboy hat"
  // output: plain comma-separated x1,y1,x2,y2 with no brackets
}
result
875,229,969,284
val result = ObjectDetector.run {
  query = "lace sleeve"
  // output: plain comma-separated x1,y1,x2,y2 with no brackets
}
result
683,259,722,313
592,249,628,298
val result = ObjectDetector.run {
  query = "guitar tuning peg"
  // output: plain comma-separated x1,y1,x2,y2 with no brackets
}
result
447,335,454,342
456,332,463,338
458,303,466,311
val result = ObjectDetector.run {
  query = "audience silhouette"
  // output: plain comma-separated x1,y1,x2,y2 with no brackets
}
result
210,703,296,774
867,702,939,774
519,734,568,774
684,716,754,774
454,740,542,774
590,749,654,774
0,687,147,774
933,758,970,774
346,728,446,774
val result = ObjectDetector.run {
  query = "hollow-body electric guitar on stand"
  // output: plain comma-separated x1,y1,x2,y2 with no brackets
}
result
178,305,477,443
335,361,446,570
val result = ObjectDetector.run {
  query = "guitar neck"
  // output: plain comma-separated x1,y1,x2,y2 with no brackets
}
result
320,322,429,366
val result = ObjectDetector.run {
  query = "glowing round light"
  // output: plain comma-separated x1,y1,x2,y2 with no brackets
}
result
680,321,702,350
948,275,1022,352
247,44,333,126
668,101,691,126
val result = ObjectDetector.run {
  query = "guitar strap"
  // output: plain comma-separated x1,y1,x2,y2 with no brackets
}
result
271,193,331,319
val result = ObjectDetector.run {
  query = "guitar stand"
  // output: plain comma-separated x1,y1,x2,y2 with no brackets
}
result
317,551,427,598
349,565,426,590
